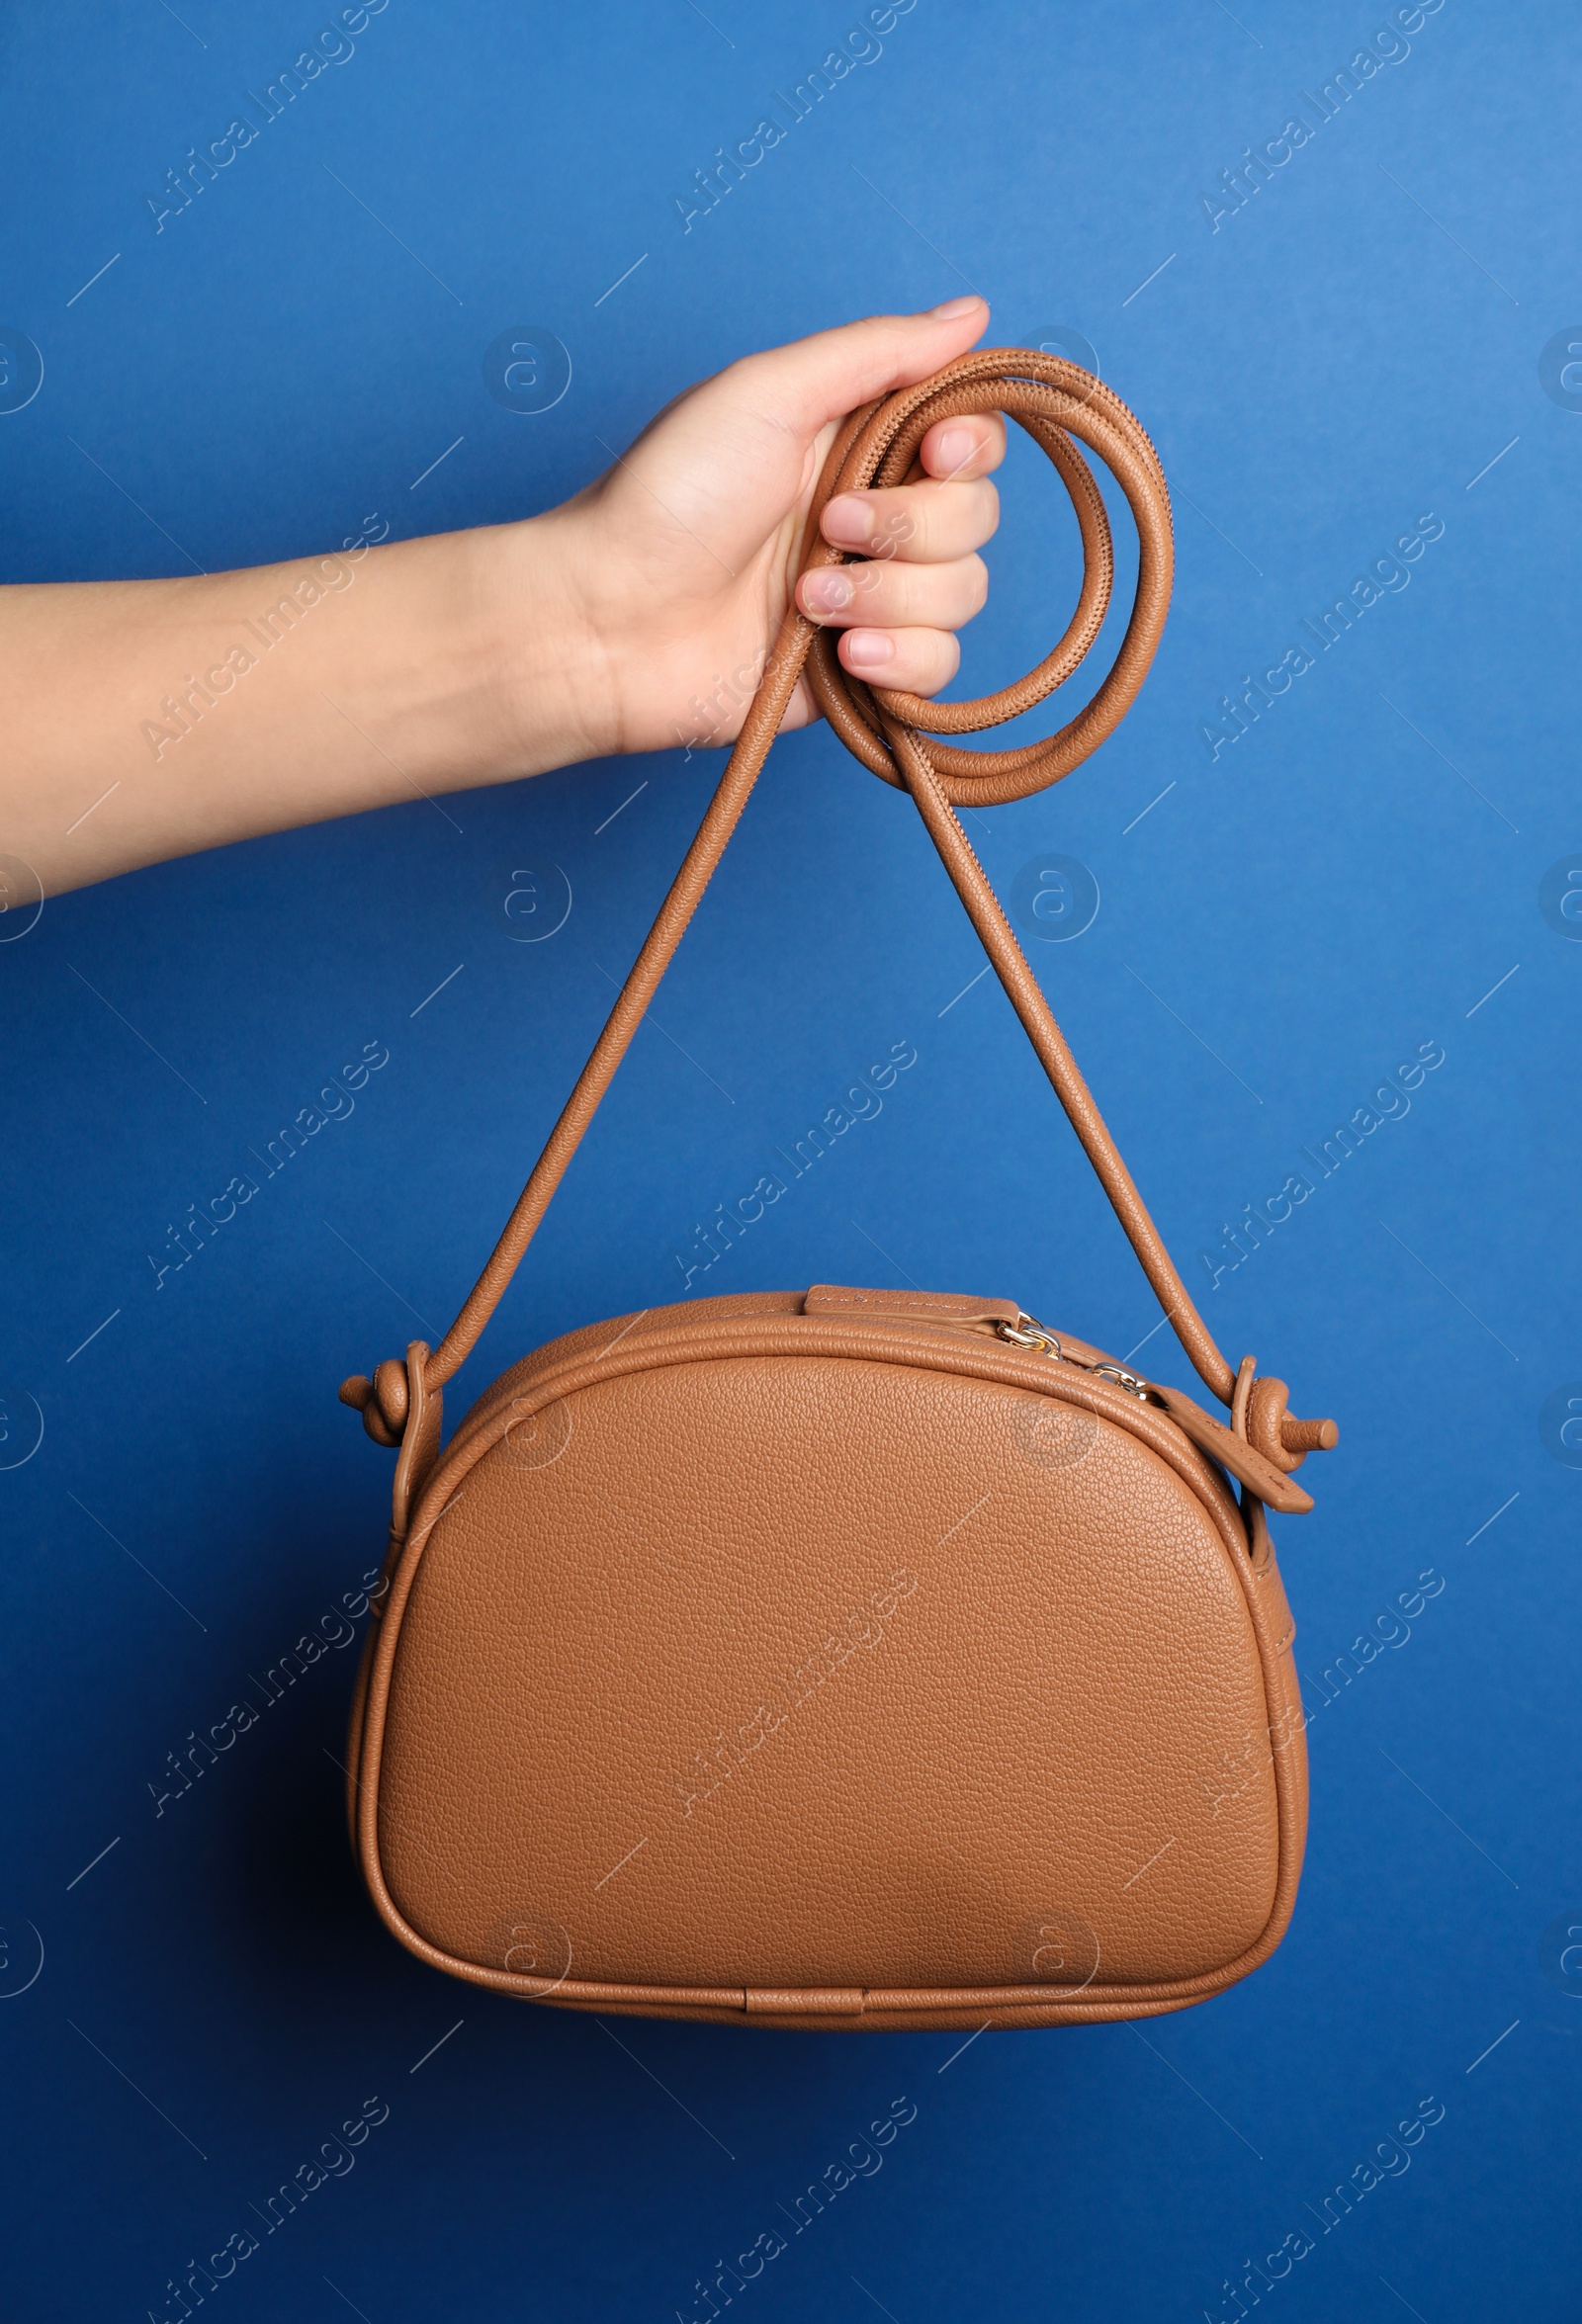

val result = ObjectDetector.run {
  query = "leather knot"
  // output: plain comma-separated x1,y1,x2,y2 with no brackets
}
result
338,1356,410,1448
1244,1374,1339,1474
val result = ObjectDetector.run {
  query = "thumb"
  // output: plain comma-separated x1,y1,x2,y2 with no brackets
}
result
727,297,990,439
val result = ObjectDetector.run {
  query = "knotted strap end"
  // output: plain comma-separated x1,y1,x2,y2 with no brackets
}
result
1244,1372,1338,1475
338,1357,410,1450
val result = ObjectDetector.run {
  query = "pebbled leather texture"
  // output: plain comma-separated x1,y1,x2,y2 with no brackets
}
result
350,1295,1309,2029
340,354,1333,2027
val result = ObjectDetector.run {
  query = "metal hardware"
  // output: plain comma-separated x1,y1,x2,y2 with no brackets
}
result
998,1316,1064,1357
998,1314,1153,1402
1089,1361,1152,1401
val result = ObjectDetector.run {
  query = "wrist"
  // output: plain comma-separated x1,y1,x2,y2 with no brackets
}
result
480,504,622,775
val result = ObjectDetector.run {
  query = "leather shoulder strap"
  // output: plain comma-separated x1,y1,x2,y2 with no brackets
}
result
341,351,1332,1479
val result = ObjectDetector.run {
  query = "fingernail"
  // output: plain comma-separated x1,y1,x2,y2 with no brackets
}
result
802,569,854,614
928,296,982,319
932,425,975,473
823,493,876,547
844,630,895,670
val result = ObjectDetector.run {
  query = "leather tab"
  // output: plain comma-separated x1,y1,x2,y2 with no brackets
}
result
804,1285,1020,1329
1148,1380,1313,1515
390,1341,443,1543
1254,1542,1297,1654
744,1986,866,2016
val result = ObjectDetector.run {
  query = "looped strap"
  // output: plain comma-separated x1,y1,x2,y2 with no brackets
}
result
799,351,1172,806
342,350,1335,1490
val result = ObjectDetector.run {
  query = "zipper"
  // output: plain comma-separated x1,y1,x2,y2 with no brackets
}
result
996,1313,1153,1402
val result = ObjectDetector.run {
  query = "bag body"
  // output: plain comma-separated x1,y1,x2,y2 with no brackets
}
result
346,1290,1309,2029
337,350,1336,2027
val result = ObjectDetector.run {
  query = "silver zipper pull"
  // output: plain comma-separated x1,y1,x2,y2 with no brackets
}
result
998,1313,1063,1357
998,1315,1152,1402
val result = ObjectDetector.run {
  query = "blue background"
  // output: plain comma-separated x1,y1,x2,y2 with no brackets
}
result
2,1,1577,2315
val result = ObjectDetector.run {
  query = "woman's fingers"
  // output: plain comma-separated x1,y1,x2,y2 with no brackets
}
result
919,410,1006,482
835,626,961,694
797,552,987,632
820,473,1000,564
796,399,1005,706
816,410,1005,566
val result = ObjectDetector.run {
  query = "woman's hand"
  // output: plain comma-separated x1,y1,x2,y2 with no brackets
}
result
530,296,1004,759
2,300,1003,895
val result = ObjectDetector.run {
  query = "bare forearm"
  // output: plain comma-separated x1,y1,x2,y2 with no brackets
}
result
2,515,605,897
5,304,1005,898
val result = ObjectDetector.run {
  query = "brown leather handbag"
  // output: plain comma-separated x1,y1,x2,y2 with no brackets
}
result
339,350,1335,2030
